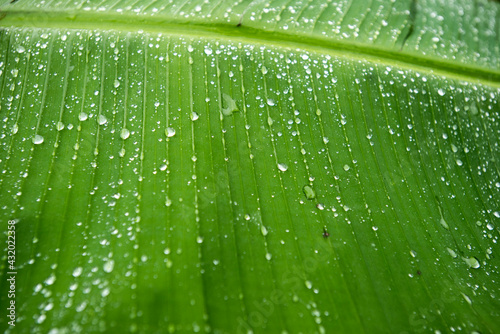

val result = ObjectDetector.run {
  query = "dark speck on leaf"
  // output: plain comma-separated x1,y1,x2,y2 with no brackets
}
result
322,227,329,238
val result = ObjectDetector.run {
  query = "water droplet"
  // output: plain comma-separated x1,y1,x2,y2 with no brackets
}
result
16,46,25,53
222,94,238,116
196,236,204,244
265,253,272,261
11,123,18,134
36,314,46,324
45,273,56,285
78,112,88,121
165,127,176,137
317,203,325,210
463,257,480,269
76,301,87,312
447,248,457,258
244,214,251,221
103,259,115,273
303,185,316,200
410,250,417,258
97,115,107,125
101,287,110,298
437,89,445,96
204,47,212,55
190,111,199,121
461,293,472,305
343,164,350,171
114,79,120,88
305,280,312,289
278,163,288,172
120,128,130,140
119,148,126,157
469,103,479,116
165,197,172,207
267,117,273,126
440,217,449,230
261,66,268,75
72,267,83,277
56,122,65,131
33,135,44,145
261,225,268,236
266,98,275,106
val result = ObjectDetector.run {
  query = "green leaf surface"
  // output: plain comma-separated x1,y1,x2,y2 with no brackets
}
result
0,0,499,333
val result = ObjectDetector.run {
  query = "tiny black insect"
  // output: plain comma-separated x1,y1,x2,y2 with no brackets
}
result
416,270,422,276
322,227,329,238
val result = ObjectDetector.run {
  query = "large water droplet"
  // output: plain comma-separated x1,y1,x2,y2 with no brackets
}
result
463,257,480,269
303,185,316,200
446,248,457,258
222,94,238,116
72,267,83,277
120,128,130,140
101,287,110,298
97,115,107,125
461,293,472,305
440,217,449,230
45,273,56,285
278,163,288,172
33,135,44,145
165,127,176,137
103,259,115,273
78,112,88,121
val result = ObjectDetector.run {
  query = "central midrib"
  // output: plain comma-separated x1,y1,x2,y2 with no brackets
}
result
1,9,499,87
